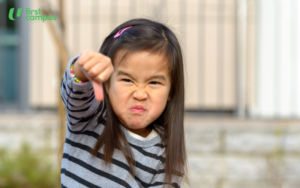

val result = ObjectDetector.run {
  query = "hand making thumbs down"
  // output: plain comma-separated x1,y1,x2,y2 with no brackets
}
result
74,50,114,101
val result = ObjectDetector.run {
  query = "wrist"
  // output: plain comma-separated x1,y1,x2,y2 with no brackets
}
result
70,58,89,83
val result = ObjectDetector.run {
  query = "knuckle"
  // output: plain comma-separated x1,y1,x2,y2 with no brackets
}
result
76,58,82,66
88,69,97,77
105,56,111,63
94,74,103,83
84,50,94,58
81,50,89,57
82,63,89,71
99,54,111,64
109,65,114,73
79,50,89,63
97,77,104,83
86,50,93,57
97,53,104,60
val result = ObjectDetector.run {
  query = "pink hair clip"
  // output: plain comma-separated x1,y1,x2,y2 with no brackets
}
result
114,26,132,38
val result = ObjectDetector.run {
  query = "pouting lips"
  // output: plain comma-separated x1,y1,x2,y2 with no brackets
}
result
130,105,146,113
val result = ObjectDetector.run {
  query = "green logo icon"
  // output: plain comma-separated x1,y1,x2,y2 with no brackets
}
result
8,8,22,20
8,7,56,22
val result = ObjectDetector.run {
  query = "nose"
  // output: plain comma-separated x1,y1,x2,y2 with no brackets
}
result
133,89,147,101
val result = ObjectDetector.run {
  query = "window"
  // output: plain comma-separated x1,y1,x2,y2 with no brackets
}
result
0,0,19,104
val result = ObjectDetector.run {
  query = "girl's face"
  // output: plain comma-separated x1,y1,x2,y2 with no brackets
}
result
106,50,171,137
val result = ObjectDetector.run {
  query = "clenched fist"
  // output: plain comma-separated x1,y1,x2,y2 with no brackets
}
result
74,50,114,101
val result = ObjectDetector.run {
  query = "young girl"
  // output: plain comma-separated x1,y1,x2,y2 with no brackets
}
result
60,18,187,188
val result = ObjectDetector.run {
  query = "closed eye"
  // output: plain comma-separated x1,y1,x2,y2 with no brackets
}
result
122,79,133,83
150,81,160,85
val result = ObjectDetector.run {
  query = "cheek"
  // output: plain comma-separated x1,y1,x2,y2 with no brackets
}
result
156,86,170,99
112,83,131,97
150,89,170,109
108,82,130,107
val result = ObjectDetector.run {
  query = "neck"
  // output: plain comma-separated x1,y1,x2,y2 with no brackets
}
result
126,127,151,138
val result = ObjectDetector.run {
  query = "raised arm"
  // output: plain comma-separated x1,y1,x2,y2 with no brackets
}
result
60,50,113,132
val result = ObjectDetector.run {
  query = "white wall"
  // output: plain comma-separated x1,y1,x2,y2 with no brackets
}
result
252,0,300,118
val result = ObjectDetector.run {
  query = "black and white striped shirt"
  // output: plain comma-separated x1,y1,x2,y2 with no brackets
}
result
60,56,182,187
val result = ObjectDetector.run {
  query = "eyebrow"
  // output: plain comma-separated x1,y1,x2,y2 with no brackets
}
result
117,71,166,81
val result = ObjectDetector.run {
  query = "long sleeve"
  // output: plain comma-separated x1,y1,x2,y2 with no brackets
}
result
148,163,182,188
60,55,101,132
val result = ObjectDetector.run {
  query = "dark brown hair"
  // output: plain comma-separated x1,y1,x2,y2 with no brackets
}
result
91,18,187,186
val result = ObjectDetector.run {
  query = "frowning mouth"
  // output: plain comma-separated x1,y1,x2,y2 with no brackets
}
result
130,105,146,113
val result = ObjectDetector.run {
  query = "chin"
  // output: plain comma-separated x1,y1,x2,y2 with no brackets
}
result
127,121,146,129
128,123,143,129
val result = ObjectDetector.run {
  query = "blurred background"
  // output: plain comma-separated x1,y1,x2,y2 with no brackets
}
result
0,0,300,187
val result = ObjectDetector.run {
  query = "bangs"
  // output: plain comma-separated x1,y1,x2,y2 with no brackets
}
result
106,25,170,67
